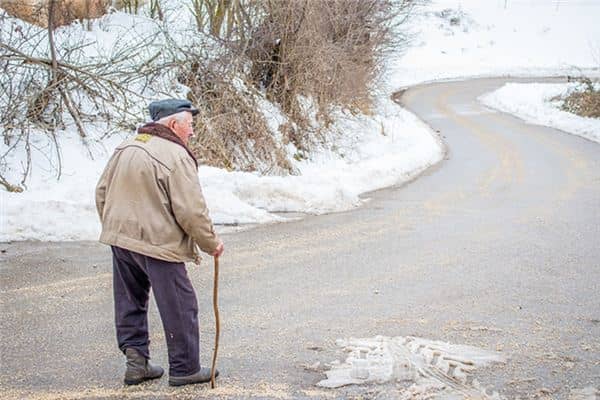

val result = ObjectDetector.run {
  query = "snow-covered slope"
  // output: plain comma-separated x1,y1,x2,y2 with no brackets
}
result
479,82,600,144
2,0,599,241
388,0,600,88
1,98,443,241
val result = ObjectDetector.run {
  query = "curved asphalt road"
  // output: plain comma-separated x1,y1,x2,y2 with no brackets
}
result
1,77,599,399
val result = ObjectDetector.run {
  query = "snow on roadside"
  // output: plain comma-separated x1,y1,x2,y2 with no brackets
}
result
479,82,600,144
203,98,443,217
0,96,443,241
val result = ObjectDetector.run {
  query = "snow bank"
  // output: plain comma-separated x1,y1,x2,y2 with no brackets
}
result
203,98,443,217
479,82,600,144
0,96,443,241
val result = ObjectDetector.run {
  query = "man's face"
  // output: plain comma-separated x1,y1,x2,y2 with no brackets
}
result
170,112,194,144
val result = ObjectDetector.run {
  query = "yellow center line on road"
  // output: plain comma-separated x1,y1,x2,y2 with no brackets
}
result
408,83,526,220
485,110,593,222
435,85,525,196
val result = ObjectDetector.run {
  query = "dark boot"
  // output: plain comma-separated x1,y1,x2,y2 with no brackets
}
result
124,348,164,385
168,367,219,387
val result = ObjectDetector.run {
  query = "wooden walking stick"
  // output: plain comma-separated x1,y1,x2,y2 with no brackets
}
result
210,256,220,389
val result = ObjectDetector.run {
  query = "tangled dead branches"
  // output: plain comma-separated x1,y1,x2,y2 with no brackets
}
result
0,3,175,190
243,0,418,149
0,0,421,191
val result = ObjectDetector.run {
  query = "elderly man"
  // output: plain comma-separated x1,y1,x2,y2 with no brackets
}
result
95,99,224,387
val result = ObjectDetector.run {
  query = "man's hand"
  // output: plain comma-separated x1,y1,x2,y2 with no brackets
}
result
212,241,224,258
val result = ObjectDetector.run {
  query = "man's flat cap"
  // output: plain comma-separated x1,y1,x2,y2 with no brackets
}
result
148,99,199,121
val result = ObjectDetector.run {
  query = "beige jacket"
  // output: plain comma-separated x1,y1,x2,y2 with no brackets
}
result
95,133,219,263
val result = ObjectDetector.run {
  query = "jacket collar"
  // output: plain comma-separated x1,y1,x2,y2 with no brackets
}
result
137,122,198,168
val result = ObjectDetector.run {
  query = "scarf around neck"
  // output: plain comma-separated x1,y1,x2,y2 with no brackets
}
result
137,122,198,168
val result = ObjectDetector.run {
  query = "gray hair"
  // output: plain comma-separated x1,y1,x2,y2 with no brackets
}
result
156,111,189,126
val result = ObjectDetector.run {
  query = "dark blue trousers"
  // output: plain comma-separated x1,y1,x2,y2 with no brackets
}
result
111,246,200,377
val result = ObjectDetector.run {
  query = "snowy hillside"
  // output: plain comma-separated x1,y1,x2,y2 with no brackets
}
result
388,0,600,88
2,0,599,241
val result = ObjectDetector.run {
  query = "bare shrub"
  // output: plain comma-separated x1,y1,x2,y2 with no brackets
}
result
162,0,420,173
189,0,252,37
559,77,600,119
176,47,293,174
243,0,418,149
0,5,173,190
0,0,421,190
